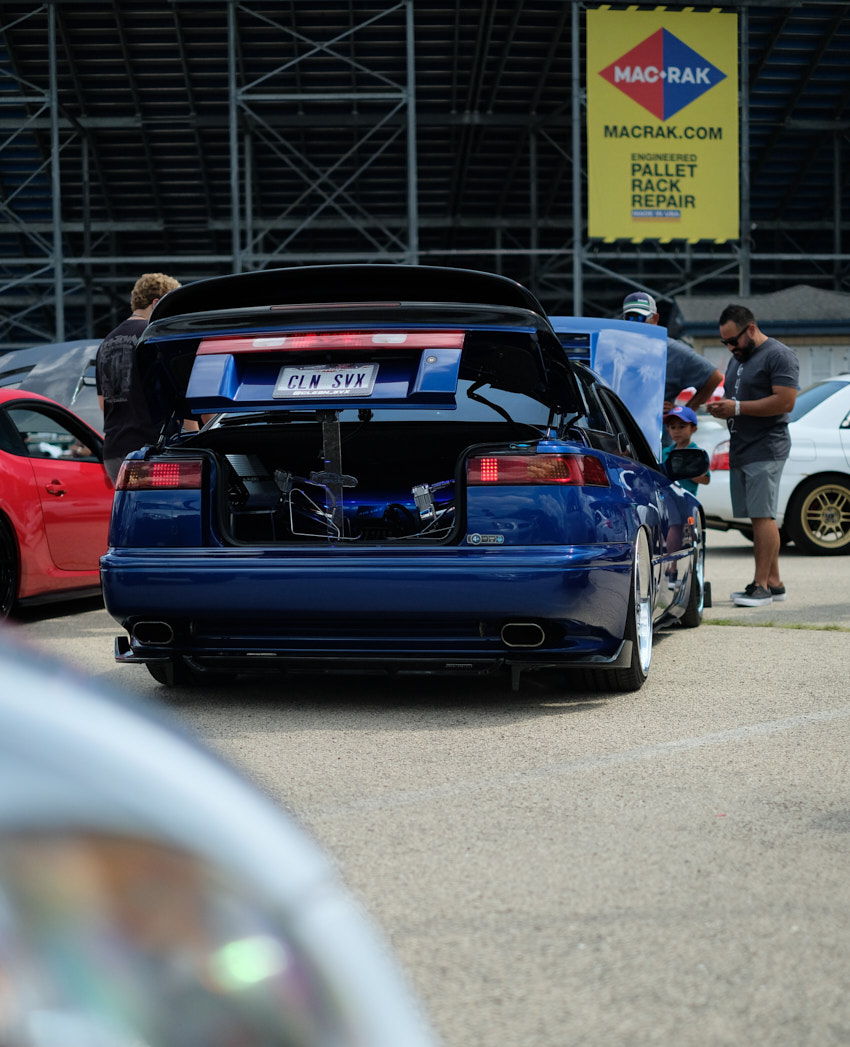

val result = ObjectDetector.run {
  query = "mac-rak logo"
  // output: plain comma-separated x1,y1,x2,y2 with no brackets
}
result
599,28,726,121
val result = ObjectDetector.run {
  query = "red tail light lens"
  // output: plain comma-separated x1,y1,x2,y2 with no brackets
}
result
709,440,730,471
197,331,465,354
116,460,204,490
467,454,609,486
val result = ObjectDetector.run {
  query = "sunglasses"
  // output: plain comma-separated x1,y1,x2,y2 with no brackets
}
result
624,312,648,323
720,324,750,347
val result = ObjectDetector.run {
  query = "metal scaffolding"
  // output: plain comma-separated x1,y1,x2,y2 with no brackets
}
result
0,0,848,349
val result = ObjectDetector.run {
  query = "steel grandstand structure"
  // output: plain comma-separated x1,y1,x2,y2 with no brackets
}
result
1,0,849,347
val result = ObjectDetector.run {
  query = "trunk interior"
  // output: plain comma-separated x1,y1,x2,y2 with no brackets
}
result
182,417,543,546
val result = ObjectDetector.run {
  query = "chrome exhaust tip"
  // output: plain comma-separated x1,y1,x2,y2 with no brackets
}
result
500,622,546,648
132,621,175,646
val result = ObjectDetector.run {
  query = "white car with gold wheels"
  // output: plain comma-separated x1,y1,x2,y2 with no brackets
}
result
696,374,850,555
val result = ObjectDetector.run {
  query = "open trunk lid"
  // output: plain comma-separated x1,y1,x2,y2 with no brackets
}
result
549,316,667,457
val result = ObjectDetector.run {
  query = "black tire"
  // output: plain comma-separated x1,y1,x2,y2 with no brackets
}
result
785,475,850,555
571,529,653,693
146,659,195,686
680,521,705,629
0,520,18,619
146,659,235,687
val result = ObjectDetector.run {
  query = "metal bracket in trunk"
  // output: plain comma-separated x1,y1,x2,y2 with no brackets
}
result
311,411,357,536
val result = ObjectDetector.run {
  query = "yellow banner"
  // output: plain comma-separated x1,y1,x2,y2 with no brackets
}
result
586,8,738,242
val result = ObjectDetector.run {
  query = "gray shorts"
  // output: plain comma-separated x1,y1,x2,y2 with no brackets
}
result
730,459,786,519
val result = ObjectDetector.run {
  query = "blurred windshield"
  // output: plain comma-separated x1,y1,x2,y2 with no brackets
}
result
790,379,848,422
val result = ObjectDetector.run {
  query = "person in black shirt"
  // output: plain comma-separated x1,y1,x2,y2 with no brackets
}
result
95,273,181,483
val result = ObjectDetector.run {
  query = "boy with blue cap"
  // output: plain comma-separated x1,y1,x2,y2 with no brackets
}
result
661,404,710,588
662,404,710,495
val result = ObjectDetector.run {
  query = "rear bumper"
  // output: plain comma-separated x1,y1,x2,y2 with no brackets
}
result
114,635,636,674
102,543,634,666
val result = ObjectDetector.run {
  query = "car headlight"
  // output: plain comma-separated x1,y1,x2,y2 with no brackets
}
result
0,634,437,1047
0,832,347,1047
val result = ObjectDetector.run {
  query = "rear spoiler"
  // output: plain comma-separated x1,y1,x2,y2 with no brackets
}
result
152,265,551,322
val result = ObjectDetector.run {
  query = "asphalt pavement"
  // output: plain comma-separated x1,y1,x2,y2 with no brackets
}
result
703,527,850,628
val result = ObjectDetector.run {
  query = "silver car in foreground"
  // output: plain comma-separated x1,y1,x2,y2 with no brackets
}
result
0,632,437,1047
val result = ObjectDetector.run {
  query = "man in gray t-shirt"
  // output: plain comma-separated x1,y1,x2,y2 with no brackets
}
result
706,305,799,608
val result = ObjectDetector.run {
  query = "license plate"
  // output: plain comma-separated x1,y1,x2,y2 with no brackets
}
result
273,362,378,399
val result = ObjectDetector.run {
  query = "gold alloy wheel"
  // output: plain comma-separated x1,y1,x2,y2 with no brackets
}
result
792,476,850,554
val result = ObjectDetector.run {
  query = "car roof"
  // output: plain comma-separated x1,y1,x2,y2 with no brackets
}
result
0,340,102,430
0,387,57,407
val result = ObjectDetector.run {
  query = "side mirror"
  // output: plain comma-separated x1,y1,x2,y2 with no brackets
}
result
664,447,710,481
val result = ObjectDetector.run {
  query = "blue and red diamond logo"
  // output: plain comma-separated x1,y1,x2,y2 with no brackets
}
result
599,28,726,121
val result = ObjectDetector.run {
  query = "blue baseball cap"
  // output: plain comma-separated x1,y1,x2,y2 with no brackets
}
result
664,405,698,426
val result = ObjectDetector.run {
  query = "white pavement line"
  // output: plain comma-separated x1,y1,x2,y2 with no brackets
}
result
307,704,850,820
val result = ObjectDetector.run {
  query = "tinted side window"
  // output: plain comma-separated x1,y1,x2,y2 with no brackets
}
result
6,406,101,462
567,366,626,453
597,387,659,468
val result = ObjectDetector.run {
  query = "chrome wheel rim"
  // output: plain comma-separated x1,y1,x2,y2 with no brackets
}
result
634,530,653,672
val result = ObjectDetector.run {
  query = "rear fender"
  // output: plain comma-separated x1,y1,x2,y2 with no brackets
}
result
108,450,217,549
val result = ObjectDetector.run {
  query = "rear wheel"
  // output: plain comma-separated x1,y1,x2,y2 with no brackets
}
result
146,659,195,687
786,475,850,555
0,521,18,619
146,658,236,687
610,529,654,691
571,529,654,693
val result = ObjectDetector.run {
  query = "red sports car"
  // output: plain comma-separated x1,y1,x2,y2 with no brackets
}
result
0,388,114,617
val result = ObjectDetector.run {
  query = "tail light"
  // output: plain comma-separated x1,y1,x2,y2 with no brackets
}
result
116,459,204,490
467,454,609,486
197,331,465,354
709,440,730,471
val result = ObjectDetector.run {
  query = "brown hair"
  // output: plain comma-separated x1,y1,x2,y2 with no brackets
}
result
130,273,181,311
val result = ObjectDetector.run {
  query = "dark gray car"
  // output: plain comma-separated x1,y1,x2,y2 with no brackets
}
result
0,339,103,431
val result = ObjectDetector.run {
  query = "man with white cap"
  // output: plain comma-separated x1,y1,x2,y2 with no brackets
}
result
622,290,724,424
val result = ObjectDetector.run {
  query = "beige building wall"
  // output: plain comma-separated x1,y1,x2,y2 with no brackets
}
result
690,337,850,391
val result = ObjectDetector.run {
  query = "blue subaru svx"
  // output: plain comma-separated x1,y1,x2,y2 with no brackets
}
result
101,266,709,691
